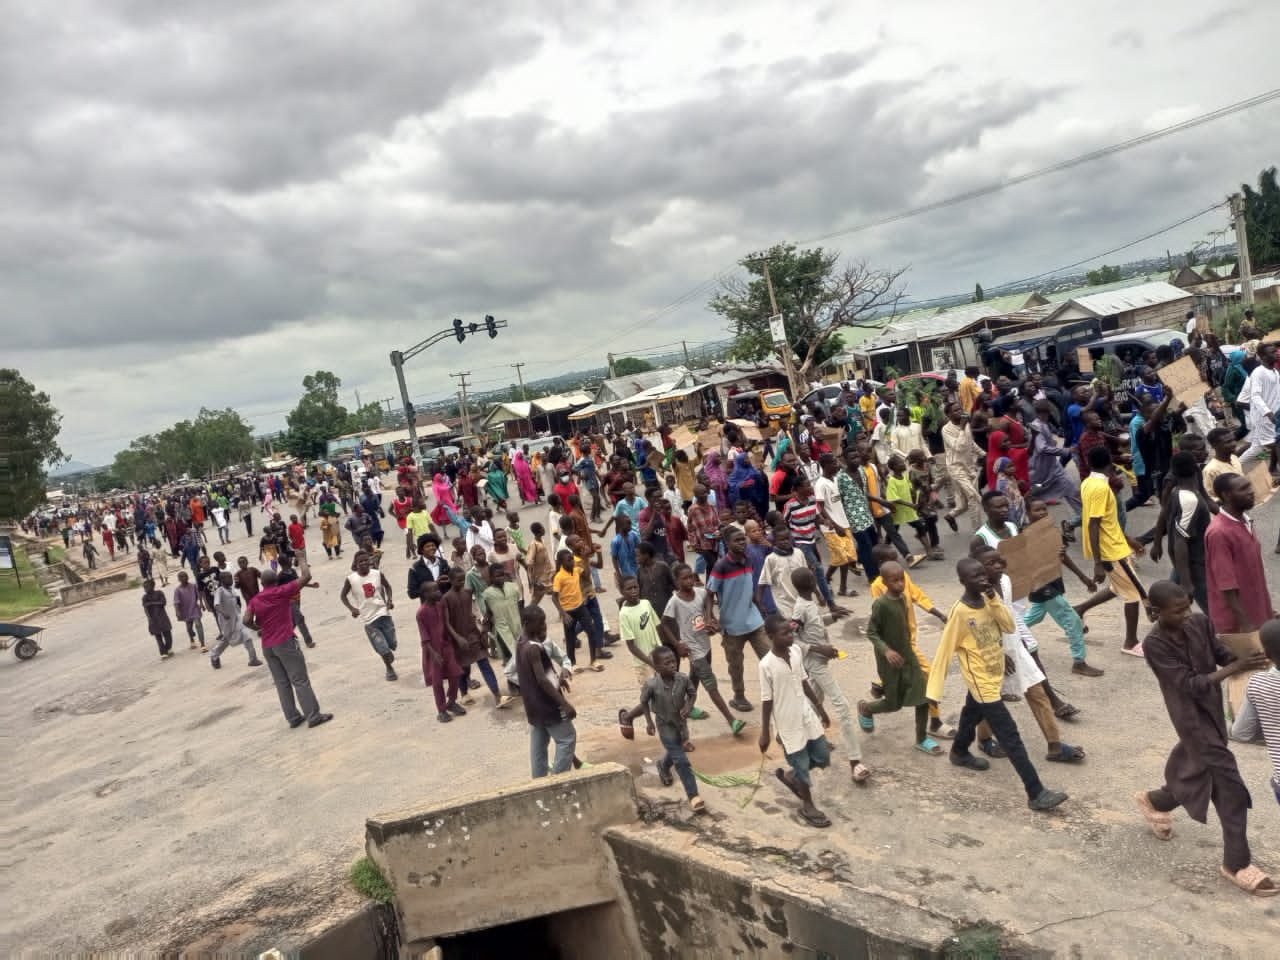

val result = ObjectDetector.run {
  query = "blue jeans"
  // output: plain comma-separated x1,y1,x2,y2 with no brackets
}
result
1023,592,1087,663
586,597,606,650
797,542,837,608
659,732,699,799
363,616,397,657
530,718,577,778
562,604,601,664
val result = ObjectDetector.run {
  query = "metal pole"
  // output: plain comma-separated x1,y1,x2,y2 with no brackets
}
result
512,362,532,436
390,351,419,455
762,261,802,399
1230,192,1255,306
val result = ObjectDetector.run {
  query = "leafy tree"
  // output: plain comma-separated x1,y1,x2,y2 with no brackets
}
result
0,369,66,518
108,408,255,489
343,402,386,435
612,357,653,376
285,370,351,460
711,243,905,383
1085,264,1122,285
972,283,984,303
1242,166,1280,268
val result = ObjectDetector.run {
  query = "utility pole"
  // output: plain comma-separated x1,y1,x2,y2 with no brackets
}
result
511,361,532,436
759,259,802,399
1229,192,1255,306
681,340,691,365
607,352,617,378
451,371,473,437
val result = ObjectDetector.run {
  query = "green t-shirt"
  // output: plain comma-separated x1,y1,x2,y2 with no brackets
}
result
886,474,918,525
619,599,662,667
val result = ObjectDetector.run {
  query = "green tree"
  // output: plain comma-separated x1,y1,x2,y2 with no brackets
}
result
1242,166,1280,268
711,243,905,382
972,283,984,303
0,369,66,518
343,402,385,435
612,357,653,376
1085,264,1122,285
285,370,350,460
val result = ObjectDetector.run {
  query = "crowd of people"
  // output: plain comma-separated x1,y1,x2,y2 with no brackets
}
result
21,321,1280,896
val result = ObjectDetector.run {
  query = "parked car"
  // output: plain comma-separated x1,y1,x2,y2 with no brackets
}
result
797,384,844,416
1070,327,1184,404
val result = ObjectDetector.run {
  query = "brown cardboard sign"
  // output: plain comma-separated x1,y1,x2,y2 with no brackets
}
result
1157,355,1209,409
1221,632,1264,719
1076,346,1093,374
995,518,1063,600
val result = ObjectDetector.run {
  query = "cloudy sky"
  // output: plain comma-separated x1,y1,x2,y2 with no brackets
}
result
6,0,1279,465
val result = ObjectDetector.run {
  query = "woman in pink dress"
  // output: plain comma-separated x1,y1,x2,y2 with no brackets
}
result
513,450,538,504
429,473,458,532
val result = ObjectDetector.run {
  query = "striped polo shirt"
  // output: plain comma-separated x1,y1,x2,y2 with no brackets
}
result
782,496,820,546
1244,668,1280,791
708,553,765,635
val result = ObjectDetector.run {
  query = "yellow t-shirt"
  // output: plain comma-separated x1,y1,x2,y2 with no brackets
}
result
863,465,886,518
553,567,584,612
859,394,877,430
1202,456,1243,503
1080,474,1128,561
927,596,1015,704
958,378,981,414
407,511,434,540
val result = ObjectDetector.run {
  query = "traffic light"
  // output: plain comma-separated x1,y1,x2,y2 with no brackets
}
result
468,322,479,335
453,318,465,342
485,314,497,339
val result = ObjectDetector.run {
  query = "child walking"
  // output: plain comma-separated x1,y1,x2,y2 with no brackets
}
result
443,567,507,708
417,579,464,723
660,563,746,737
759,613,834,828
858,561,941,756
1134,581,1276,896
1236,619,1280,808
790,567,869,781
618,646,707,812
927,559,1068,811
868,544,955,740
517,606,578,779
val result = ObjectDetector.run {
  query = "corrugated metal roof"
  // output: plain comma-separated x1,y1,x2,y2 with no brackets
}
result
855,293,1043,354
532,391,593,413
481,401,533,425
595,365,693,402
1063,281,1192,317
1041,273,1168,304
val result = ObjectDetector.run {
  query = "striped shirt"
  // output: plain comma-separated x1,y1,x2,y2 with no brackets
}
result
1239,668,1280,790
782,495,820,546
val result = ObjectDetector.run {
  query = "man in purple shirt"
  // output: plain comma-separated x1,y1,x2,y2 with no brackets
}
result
245,563,332,728
1205,473,1276,635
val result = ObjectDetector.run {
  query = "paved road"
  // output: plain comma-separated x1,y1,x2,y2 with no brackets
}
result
2,490,1277,955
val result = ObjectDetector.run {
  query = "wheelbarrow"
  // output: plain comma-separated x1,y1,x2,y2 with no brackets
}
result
0,622,44,660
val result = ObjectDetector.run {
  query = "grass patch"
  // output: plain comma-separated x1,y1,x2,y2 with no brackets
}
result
0,544,51,619
945,924,1005,960
48,545,66,564
349,857,395,904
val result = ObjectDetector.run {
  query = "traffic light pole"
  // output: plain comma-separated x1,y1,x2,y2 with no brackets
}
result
390,317,508,455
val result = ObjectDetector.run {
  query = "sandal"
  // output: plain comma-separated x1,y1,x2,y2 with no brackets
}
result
979,738,1007,759
730,719,746,736
1046,743,1085,763
915,737,944,756
774,767,804,800
851,761,871,783
1219,864,1280,897
1121,644,1145,658
689,796,706,813
799,807,832,828
856,701,875,731
591,663,605,672
618,709,635,740
1054,703,1080,720
930,721,957,739
1132,790,1174,840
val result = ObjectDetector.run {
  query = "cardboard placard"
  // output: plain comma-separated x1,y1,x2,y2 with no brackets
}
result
1156,355,1208,409
1246,460,1277,507
1221,633,1263,719
1076,346,1093,374
995,518,1063,600
698,422,724,452
728,418,765,442
1195,313,1210,333
1262,327,1280,344
669,425,696,451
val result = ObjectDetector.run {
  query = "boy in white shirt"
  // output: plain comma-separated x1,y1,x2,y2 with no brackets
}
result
758,613,833,828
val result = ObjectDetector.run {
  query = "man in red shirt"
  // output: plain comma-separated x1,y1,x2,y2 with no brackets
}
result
245,562,332,728
287,514,308,565
1205,473,1276,635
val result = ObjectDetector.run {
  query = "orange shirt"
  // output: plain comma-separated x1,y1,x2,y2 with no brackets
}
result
190,498,206,524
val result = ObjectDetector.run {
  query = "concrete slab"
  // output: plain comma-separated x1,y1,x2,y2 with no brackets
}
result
2,498,1278,956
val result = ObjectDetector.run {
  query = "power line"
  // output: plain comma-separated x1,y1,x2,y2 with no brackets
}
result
533,88,1279,360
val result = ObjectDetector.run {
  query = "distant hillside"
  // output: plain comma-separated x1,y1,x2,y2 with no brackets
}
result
50,460,99,478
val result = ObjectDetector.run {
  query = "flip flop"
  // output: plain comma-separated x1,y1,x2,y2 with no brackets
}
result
1219,864,1280,897
730,719,747,736
688,707,709,720
591,663,605,672
798,807,832,828
851,761,871,783
914,737,944,756
1054,703,1080,720
930,721,958,739
1132,790,1174,840
1121,645,1145,658
1046,743,1085,763
618,709,635,740
856,701,875,731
